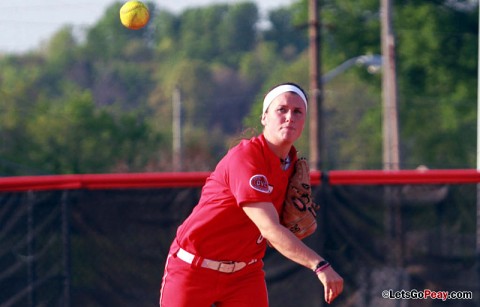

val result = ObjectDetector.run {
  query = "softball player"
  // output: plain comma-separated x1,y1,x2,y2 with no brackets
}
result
159,82,343,306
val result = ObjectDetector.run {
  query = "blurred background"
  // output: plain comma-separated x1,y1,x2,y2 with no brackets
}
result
1,0,477,175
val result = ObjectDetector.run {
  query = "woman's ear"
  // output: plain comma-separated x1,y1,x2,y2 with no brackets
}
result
261,113,267,126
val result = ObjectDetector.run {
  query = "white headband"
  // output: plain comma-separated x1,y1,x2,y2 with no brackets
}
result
262,84,308,114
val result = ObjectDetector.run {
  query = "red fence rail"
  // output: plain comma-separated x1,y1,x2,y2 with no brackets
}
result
313,169,480,185
1,169,480,192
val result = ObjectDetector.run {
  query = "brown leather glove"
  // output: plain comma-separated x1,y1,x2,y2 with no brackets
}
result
280,158,320,240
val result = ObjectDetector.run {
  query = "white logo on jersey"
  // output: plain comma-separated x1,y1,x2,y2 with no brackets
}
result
256,234,265,244
249,174,272,193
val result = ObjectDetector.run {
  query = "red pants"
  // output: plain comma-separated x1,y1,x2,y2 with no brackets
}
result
159,247,268,307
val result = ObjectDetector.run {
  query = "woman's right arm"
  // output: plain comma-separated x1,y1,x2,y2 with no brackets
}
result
242,201,343,304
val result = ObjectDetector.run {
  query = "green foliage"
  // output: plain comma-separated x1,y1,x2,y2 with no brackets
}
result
84,2,156,61
238,42,278,84
324,73,383,169
178,5,229,60
0,56,44,174
263,7,308,56
5,83,161,174
163,2,259,67
395,1,478,168
217,2,259,65
321,0,381,68
0,0,478,174
151,9,179,57
44,26,78,69
0,48,162,175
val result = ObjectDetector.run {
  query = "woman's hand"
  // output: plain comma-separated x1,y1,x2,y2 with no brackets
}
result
316,266,344,304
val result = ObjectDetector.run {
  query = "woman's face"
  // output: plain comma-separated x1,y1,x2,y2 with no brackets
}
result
261,92,306,147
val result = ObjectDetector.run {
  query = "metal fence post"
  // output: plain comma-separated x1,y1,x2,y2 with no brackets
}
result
61,191,71,307
27,191,36,307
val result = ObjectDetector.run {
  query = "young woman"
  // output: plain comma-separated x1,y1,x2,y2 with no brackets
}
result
159,82,343,306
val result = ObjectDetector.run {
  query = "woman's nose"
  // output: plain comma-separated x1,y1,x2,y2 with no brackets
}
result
285,111,294,122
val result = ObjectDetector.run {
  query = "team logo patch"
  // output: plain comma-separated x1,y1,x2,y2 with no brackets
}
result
249,174,271,193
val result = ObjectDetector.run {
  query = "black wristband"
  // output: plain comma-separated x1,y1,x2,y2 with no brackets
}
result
314,260,330,273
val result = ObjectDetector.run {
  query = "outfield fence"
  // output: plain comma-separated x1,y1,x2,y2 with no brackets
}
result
0,170,479,306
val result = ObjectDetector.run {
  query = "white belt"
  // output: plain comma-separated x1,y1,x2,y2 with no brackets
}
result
176,248,257,274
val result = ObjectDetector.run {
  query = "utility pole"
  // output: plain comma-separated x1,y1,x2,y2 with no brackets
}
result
381,0,403,270
309,0,323,171
476,3,480,304
172,86,183,172
381,0,400,170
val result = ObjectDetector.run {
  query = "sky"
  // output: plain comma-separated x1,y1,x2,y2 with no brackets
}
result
0,0,294,54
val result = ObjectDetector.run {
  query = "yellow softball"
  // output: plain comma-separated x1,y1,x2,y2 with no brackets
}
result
119,1,150,30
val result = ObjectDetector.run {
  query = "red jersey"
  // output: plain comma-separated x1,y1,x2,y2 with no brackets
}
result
175,134,298,262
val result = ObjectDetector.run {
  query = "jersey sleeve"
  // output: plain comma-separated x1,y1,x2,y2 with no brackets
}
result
224,142,273,207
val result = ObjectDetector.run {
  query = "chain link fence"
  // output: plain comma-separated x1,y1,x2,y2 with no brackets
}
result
0,172,478,306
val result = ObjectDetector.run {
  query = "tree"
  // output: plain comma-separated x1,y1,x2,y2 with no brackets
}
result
151,9,180,57
0,55,44,174
298,0,477,169
1,0,478,173
396,1,477,168
178,5,229,60
43,26,78,70
217,2,258,65
263,6,308,57
83,2,155,61
26,85,161,174
238,42,278,85
177,3,259,66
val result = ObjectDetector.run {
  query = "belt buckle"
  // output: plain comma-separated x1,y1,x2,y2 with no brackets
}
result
217,261,235,273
